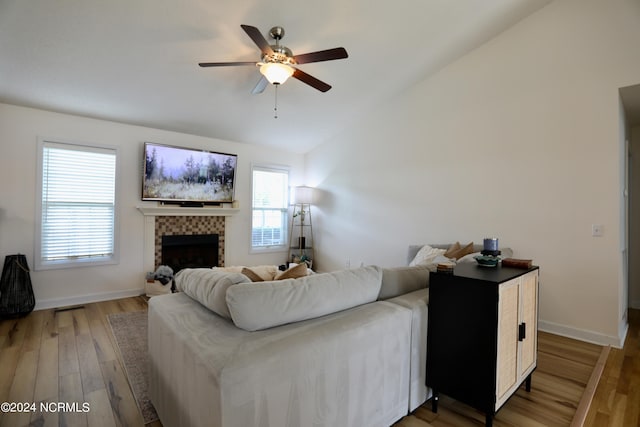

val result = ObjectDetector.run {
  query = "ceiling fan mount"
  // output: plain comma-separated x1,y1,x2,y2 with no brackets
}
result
268,26,285,42
198,24,348,94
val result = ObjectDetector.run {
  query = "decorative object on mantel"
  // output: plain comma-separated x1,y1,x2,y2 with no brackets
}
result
0,254,35,318
288,186,315,268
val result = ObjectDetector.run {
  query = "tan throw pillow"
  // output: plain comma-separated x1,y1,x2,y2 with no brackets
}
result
241,267,265,282
444,242,461,258
446,241,475,260
457,242,475,259
276,263,308,280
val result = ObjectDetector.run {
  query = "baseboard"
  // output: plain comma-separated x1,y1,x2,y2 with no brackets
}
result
34,288,145,311
538,319,627,349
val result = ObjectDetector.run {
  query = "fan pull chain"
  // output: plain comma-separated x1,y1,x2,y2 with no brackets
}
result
274,84,279,119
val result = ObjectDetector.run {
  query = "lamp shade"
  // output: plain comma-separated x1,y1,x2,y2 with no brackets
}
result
260,62,294,85
294,186,314,205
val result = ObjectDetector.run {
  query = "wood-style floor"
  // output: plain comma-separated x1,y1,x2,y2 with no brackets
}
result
396,331,604,427
0,296,157,427
584,308,640,426
0,298,636,427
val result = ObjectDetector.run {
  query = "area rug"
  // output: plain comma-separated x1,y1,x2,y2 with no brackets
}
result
107,310,158,424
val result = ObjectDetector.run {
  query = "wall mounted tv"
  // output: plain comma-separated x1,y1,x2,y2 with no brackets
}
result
142,142,237,204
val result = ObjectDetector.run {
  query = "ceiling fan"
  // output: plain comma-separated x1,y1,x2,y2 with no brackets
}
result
199,25,348,94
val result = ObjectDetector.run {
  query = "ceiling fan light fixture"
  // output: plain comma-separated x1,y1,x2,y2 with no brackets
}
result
260,62,294,85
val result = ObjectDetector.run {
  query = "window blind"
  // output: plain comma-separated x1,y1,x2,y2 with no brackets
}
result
40,142,117,264
251,167,288,248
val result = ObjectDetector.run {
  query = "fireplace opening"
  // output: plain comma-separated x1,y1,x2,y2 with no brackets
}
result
161,234,219,273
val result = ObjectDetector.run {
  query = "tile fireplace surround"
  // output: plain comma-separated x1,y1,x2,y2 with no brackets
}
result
137,206,238,274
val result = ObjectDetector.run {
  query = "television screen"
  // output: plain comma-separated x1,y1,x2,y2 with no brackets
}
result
142,142,237,203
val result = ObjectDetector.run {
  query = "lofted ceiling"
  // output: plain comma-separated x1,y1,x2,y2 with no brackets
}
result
0,0,553,153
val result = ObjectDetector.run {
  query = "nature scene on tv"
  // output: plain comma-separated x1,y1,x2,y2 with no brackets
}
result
143,143,236,202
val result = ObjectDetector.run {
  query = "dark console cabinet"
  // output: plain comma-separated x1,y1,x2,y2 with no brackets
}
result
426,263,539,426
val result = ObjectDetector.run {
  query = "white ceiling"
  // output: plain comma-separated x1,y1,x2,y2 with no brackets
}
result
0,0,554,153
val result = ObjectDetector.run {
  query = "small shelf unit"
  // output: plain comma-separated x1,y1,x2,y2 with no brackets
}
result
287,203,314,268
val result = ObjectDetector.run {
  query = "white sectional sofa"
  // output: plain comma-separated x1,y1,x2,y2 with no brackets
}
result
148,264,432,427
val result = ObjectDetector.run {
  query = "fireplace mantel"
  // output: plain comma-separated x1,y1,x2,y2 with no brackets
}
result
136,205,239,217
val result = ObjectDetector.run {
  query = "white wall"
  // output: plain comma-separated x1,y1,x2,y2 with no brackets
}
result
630,125,640,309
0,103,304,309
306,0,640,346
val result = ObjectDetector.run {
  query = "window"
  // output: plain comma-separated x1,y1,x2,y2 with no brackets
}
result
251,165,288,251
36,139,119,270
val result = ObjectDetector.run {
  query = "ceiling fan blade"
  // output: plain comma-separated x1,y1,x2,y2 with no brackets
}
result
292,68,331,92
199,61,256,67
241,24,274,56
251,76,269,94
293,47,348,64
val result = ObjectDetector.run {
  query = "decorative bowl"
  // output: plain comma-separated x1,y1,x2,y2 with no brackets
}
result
474,255,500,268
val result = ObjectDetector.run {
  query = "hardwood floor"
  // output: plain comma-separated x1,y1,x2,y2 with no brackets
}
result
584,308,640,426
0,298,636,427
395,332,604,427
0,296,152,427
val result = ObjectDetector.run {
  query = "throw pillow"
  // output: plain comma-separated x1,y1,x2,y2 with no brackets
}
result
409,245,447,266
241,267,265,282
275,263,308,280
457,242,475,259
444,242,461,258
446,241,475,260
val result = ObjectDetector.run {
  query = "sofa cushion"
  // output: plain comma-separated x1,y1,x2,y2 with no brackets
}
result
226,266,383,331
378,265,432,300
175,268,250,319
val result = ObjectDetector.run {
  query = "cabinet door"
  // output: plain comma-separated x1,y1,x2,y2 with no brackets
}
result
519,271,538,376
496,279,519,402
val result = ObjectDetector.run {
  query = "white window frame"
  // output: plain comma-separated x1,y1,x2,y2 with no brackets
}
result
35,137,120,270
250,164,289,253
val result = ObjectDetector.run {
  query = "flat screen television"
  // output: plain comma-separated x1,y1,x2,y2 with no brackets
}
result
142,142,237,204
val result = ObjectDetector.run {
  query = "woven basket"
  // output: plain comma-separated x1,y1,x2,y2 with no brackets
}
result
0,254,35,318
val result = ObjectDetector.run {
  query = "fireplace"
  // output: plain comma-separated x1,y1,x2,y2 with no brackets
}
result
153,215,226,271
161,234,219,272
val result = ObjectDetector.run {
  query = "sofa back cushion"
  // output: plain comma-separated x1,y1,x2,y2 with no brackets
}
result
175,268,250,319
226,266,383,331
407,244,514,265
379,265,432,300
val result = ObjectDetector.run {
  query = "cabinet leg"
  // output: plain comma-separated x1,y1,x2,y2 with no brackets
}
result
525,373,532,392
431,392,439,413
485,413,493,427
